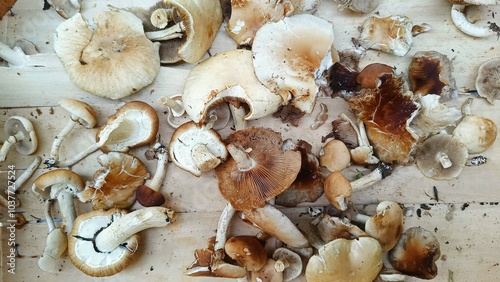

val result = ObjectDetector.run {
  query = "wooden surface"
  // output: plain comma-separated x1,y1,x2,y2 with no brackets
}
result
1,0,499,281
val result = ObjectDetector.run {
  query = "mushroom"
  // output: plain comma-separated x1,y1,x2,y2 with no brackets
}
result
54,101,159,167
38,199,68,273
249,258,284,282
333,0,381,13
215,127,301,211
452,98,497,153
336,113,379,165
169,121,228,177
12,156,42,193
272,247,303,281
45,98,97,166
388,227,441,279
450,3,499,38
224,236,267,271
324,162,393,211
252,14,335,115
68,207,174,277
318,139,351,172
0,40,30,68
356,63,394,89
182,49,283,126
32,169,85,233
79,152,150,210
321,115,359,148
136,142,169,207
47,0,80,19
53,10,160,99
312,213,367,242
0,116,38,162
475,57,500,104
415,133,468,180
305,237,383,282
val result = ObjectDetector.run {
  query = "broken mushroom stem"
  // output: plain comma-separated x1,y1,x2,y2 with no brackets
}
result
38,199,68,273
150,7,175,29
228,104,248,130
145,21,186,41
339,113,379,164
226,143,255,171
13,156,42,193
159,96,185,117
351,162,393,191
213,203,236,259
0,41,29,67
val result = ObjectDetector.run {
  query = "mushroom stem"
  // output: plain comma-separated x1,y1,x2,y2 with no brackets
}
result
148,144,169,191
57,189,77,233
339,113,365,146
47,119,78,165
352,213,371,224
145,22,185,41
158,96,185,117
150,8,175,29
461,97,473,116
191,143,222,173
44,199,56,232
0,41,29,67
214,203,236,252
205,111,218,129
274,258,290,272
55,141,102,167
13,156,41,192
229,104,248,130
436,151,453,169
38,199,68,273
0,131,26,162
227,143,255,171
451,5,496,38
95,207,174,253
350,162,392,191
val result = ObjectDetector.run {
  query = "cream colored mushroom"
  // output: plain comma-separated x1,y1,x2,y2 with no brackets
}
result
47,0,80,19
0,116,38,162
475,57,500,104
38,199,67,273
450,3,499,37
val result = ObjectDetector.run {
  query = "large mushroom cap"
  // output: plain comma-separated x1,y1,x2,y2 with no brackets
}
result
4,115,38,155
54,10,160,99
475,57,500,104
215,127,301,210
32,169,85,199
364,201,404,252
182,49,283,124
252,13,335,114
224,236,267,271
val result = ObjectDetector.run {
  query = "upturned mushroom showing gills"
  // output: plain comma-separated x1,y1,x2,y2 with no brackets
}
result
45,98,97,166
54,101,159,167
305,237,383,282
53,10,160,99
215,127,301,210
475,57,500,104
68,207,174,277
252,14,335,115
169,121,228,177
0,116,38,162
182,49,283,126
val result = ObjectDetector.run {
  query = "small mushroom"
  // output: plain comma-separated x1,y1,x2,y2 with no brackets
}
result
321,115,359,148
450,4,499,38
249,258,284,282
452,98,497,153
312,214,367,242
169,121,228,177
0,116,38,162
337,113,379,165
45,98,97,166
38,199,68,273
388,227,441,279
319,139,351,172
68,207,174,277
272,248,303,281
54,11,161,99
305,237,383,282
32,169,85,233
136,142,169,207
415,133,468,180
475,57,500,104
324,162,393,211
224,236,267,271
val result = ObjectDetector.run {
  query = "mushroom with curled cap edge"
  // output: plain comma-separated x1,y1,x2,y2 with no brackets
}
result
45,98,97,166
388,226,441,279
37,199,68,273
450,2,500,38
452,98,497,154
224,236,267,271
136,142,168,207
53,101,159,168
252,14,335,115
415,133,468,180
272,247,303,281
53,10,160,99
476,57,500,104
32,169,85,234
169,121,228,177
215,127,301,211
78,152,150,210
0,116,38,162
305,237,383,282
68,207,174,277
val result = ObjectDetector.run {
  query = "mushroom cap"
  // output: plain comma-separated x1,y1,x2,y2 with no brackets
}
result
364,201,404,252
182,49,283,124
215,127,301,210
416,133,468,180
323,171,352,211
224,236,267,271
169,121,227,177
59,98,97,128
97,101,159,153
475,57,500,104
319,139,351,172
32,169,85,200
225,0,294,46
348,74,420,164
79,152,149,210
4,116,38,155
68,208,139,277
356,63,394,89
315,214,367,242
47,0,80,19
135,184,166,207
272,247,302,281
54,11,160,99
388,227,441,279
252,13,335,114
452,114,497,153
249,258,284,282
165,0,222,63
305,237,383,282
356,15,413,57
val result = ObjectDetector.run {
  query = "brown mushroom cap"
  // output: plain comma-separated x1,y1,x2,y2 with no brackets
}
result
215,127,301,210
319,139,351,172
364,201,404,252
356,63,394,89
323,171,353,211
224,236,267,271
135,184,165,207
389,227,441,279
476,57,500,104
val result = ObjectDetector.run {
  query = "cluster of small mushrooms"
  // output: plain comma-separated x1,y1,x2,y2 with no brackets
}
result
0,0,499,281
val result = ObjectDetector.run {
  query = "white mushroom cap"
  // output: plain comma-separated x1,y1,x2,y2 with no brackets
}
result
0,116,38,161
252,14,335,114
59,98,97,128
54,11,160,99
47,0,81,19
182,49,283,124
475,57,500,104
